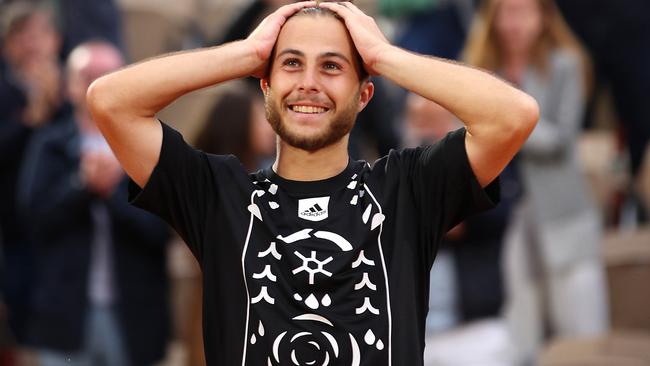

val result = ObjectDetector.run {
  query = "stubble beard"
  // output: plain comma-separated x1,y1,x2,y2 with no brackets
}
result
265,89,359,152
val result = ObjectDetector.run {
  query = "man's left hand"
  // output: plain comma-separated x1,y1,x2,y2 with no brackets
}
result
318,1,391,75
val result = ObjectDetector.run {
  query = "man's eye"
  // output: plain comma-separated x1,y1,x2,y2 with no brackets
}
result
324,62,341,71
284,59,300,67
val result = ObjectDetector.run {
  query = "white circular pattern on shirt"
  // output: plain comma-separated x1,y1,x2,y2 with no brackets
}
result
267,315,361,366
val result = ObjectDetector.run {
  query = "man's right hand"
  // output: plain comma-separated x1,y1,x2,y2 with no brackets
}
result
87,2,316,189
246,1,316,78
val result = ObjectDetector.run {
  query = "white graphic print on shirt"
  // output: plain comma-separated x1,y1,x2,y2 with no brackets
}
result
241,174,391,366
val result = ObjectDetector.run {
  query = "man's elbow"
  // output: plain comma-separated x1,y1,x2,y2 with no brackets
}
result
510,94,539,143
86,76,117,127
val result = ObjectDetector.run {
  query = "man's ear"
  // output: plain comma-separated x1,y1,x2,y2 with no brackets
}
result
260,78,270,96
357,80,375,112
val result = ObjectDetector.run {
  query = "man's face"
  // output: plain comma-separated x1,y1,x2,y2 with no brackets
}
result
262,14,373,152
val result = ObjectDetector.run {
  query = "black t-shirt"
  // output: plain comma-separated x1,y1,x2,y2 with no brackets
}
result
130,122,499,366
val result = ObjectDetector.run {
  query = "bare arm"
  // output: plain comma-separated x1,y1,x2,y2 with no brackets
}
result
375,51,539,187
86,1,316,188
321,2,539,187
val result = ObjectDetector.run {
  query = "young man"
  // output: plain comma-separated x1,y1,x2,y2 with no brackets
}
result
87,2,538,365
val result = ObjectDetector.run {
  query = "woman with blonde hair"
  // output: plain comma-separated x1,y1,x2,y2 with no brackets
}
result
463,0,608,362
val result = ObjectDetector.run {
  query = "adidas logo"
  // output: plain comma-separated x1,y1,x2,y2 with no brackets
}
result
301,203,326,216
298,197,330,222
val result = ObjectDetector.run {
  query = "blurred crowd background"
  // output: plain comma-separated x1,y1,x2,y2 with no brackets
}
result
0,0,649,365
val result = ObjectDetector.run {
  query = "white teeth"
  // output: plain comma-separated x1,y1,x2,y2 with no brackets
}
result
291,105,327,114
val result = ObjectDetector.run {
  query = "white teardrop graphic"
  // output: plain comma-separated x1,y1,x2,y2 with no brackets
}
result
258,321,265,337
294,293,303,301
305,294,319,310
248,204,262,221
251,334,257,344
321,294,331,307
269,201,279,209
371,213,385,231
376,339,384,350
364,329,376,345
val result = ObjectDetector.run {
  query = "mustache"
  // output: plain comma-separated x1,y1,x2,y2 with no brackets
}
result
283,96,333,108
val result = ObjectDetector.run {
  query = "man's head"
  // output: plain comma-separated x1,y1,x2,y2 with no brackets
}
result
261,3,374,152
66,41,124,111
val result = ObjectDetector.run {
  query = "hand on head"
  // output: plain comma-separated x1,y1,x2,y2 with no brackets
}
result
246,1,389,78
246,1,318,78
317,1,390,75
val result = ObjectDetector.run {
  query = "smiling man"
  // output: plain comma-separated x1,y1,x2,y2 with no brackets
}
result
87,1,538,365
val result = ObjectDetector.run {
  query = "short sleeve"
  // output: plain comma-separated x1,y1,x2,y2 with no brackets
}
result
412,128,500,235
128,121,224,262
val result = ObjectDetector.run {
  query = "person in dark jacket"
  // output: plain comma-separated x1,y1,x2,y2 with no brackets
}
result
0,1,68,345
18,41,171,366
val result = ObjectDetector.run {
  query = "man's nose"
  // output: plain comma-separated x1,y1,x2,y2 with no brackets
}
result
297,68,321,93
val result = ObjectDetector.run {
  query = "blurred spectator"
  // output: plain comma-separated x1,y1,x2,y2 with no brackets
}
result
17,41,170,366
402,94,521,365
556,0,650,223
402,93,460,148
464,0,608,362
57,0,124,57
194,83,276,171
392,0,477,60
388,0,480,153
0,0,68,347
218,0,400,160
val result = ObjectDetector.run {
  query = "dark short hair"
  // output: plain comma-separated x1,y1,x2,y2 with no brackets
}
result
267,1,369,82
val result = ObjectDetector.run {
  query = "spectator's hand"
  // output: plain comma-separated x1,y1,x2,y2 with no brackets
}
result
246,1,317,78
318,1,391,75
81,151,124,198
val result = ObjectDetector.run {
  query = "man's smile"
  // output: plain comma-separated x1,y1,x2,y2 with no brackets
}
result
289,105,329,114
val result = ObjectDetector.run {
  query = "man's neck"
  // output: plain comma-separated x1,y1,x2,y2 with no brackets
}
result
272,137,350,181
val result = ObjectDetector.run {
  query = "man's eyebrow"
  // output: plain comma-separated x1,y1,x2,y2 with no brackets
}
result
276,49,352,66
319,52,351,65
276,49,305,58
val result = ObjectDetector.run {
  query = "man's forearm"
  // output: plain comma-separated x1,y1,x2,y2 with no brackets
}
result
88,40,260,119
374,45,537,137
